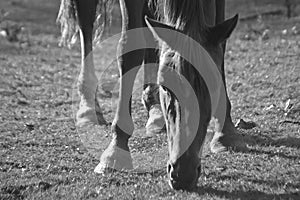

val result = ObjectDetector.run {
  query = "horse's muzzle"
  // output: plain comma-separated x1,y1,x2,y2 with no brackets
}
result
167,162,200,190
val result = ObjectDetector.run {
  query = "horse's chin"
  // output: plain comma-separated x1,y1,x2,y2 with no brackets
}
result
167,166,200,191
168,178,198,191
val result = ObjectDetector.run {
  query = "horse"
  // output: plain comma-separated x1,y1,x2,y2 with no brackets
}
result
57,0,246,190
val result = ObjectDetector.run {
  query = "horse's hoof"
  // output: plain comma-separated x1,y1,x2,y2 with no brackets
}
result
210,129,248,153
94,141,133,173
76,106,99,126
209,132,227,153
76,106,107,127
145,104,165,136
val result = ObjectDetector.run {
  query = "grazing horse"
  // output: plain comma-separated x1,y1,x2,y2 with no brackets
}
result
57,0,246,190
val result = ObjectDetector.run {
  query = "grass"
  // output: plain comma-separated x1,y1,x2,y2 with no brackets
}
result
0,0,299,199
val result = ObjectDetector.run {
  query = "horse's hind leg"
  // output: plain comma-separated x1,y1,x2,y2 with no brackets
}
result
142,5,165,136
75,0,107,126
95,0,146,172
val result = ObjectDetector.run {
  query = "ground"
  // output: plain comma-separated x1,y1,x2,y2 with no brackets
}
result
0,0,300,199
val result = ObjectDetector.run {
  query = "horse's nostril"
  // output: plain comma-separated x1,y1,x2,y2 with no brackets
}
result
197,165,201,175
168,163,180,181
167,163,172,174
196,165,201,179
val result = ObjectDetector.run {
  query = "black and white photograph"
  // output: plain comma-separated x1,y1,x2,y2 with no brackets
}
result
0,0,299,199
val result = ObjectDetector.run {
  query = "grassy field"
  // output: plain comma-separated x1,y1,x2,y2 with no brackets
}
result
0,0,300,199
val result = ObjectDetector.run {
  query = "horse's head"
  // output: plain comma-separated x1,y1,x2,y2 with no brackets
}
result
145,14,238,190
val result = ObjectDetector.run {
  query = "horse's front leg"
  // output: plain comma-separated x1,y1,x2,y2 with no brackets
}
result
203,0,247,153
95,0,145,172
75,0,107,126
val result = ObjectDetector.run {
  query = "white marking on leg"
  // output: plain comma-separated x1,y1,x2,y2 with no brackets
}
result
76,30,99,126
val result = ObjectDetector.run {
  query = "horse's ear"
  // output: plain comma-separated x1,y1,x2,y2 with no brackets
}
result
207,14,238,44
145,16,182,49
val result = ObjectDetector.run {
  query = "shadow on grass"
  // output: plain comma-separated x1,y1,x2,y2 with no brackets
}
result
248,148,299,160
194,186,300,200
242,133,300,159
101,167,167,178
203,174,300,194
1,181,61,200
244,134,300,149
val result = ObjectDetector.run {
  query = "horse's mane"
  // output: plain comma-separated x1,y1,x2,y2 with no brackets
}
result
151,0,205,30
